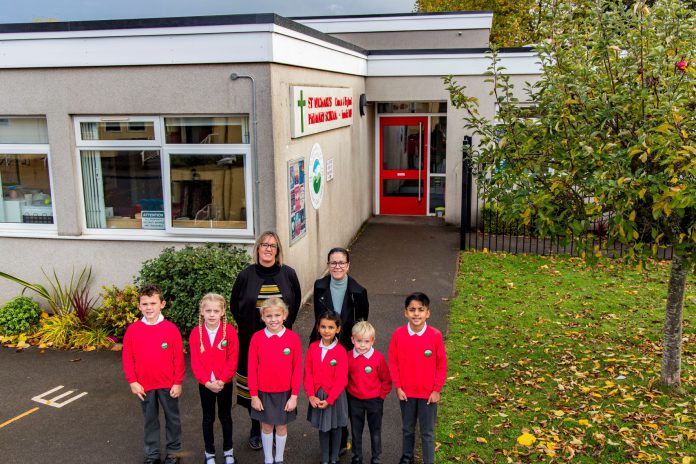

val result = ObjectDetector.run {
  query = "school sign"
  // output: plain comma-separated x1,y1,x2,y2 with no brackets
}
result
290,86,353,139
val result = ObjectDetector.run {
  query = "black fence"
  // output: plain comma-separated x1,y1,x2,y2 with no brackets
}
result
459,153,673,260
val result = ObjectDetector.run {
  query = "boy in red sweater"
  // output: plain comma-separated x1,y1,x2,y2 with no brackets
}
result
122,284,185,464
388,292,447,464
347,321,391,464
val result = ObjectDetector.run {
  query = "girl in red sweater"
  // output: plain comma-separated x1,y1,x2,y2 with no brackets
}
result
189,293,240,464
248,297,302,464
305,310,349,464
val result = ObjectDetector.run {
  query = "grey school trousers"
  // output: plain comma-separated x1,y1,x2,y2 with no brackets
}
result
399,398,437,464
141,388,182,460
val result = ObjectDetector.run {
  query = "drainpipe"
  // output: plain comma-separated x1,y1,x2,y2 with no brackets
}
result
229,73,260,236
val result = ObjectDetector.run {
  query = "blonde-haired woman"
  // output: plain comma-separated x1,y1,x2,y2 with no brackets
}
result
230,231,301,450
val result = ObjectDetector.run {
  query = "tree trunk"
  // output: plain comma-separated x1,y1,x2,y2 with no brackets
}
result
660,252,688,389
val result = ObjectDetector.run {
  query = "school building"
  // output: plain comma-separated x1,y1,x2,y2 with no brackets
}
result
0,11,540,297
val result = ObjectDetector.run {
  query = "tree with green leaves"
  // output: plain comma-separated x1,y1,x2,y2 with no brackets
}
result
446,0,695,389
414,0,543,47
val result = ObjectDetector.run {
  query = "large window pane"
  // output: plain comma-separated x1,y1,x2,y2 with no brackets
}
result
430,117,446,174
383,179,422,197
382,125,424,171
165,117,250,144
170,154,247,230
79,121,156,141
0,153,53,223
429,176,445,214
80,150,163,229
0,118,48,144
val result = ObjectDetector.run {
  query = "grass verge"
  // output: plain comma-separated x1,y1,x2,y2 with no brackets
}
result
437,251,695,463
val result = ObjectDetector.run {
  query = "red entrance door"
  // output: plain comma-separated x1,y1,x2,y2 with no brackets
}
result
379,116,428,215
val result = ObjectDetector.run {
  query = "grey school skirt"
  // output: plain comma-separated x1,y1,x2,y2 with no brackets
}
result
250,390,297,425
307,388,348,432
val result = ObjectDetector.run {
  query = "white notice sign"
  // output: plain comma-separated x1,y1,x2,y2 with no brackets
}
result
290,86,353,139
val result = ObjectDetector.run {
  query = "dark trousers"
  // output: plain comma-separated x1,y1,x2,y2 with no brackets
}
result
347,394,384,463
199,382,234,453
141,388,182,460
399,398,437,464
319,427,342,463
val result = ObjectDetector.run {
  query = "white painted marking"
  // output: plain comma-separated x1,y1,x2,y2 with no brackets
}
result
32,385,88,408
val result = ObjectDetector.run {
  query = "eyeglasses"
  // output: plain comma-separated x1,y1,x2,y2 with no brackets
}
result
328,261,348,268
260,243,278,250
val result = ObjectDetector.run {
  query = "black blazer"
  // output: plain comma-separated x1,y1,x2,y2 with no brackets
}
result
310,275,369,350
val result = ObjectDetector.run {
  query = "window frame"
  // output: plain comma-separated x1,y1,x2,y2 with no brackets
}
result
75,115,254,239
0,140,57,233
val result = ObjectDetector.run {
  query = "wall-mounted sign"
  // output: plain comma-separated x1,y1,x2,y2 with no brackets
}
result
326,158,334,182
142,210,165,230
309,143,325,209
290,86,353,139
287,158,307,244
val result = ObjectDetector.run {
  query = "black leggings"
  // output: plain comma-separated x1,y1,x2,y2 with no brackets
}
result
198,382,234,453
319,427,341,463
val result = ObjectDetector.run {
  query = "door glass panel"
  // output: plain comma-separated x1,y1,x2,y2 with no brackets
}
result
430,117,446,174
382,125,424,170
429,177,445,213
383,179,423,198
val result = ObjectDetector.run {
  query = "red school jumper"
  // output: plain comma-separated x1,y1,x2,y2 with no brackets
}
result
304,340,348,405
347,349,392,400
247,328,303,396
388,324,447,399
122,319,185,391
189,323,239,384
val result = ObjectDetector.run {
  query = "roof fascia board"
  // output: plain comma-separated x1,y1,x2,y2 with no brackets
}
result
296,13,493,34
367,51,541,76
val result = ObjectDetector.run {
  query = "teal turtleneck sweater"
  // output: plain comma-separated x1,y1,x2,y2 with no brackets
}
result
329,276,348,314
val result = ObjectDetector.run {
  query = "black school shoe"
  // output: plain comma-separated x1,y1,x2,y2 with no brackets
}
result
248,435,262,450
144,459,161,464
164,455,180,464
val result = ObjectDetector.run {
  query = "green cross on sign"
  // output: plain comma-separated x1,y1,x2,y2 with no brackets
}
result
297,90,306,133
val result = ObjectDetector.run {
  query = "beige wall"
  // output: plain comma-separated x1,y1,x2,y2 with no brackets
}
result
269,64,373,295
0,64,271,301
331,30,489,50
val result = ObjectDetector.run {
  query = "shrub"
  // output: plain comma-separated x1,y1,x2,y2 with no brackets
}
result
94,285,141,338
0,296,42,335
136,244,249,336
36,314,81,348
71,325,113,350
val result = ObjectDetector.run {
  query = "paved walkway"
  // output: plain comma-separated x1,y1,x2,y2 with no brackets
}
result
0,216,460,463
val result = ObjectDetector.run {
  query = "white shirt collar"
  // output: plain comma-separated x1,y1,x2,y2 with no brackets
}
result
264,327,286,338
142,314,164,325
206,323,220,335
407,322,427,336
353,347,374,359
320,338,338,361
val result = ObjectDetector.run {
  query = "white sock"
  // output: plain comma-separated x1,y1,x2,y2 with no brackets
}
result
262,431,274,463
274,433,287,462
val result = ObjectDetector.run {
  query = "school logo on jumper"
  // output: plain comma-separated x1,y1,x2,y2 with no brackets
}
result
330,359,337,366
364,366,373,374
221,340,228,347
283,348,291,355
424,349,432,357
161,342,168,349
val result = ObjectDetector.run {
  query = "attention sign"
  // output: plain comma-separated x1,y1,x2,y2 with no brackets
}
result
290,86,353,138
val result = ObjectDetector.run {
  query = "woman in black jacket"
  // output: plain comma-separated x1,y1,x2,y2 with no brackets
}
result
311,247,369,351
231,230,301,450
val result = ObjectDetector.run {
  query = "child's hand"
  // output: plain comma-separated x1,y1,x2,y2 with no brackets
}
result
170,384,182,398
129,382,146,401
205,381,221,393
317,399,328,409
308,395,321,408
215,380,226,391
427,391,441,405
396,387,408,401
284,394,298,412
251,396,264,411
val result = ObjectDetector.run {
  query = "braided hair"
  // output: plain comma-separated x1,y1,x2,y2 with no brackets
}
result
198,293,228,353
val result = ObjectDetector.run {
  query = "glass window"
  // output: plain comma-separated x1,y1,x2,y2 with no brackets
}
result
377,102,446,114
80,150,163,229
165,117,249,144
0,117,48,144
169,154,247,230
429,176,445,214
0,153,54,224
430,116,446,174
79,120,156,141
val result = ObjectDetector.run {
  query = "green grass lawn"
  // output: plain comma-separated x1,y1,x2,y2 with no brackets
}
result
437,251,695,463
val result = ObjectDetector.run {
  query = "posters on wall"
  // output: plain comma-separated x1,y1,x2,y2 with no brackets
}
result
288,157,307,244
